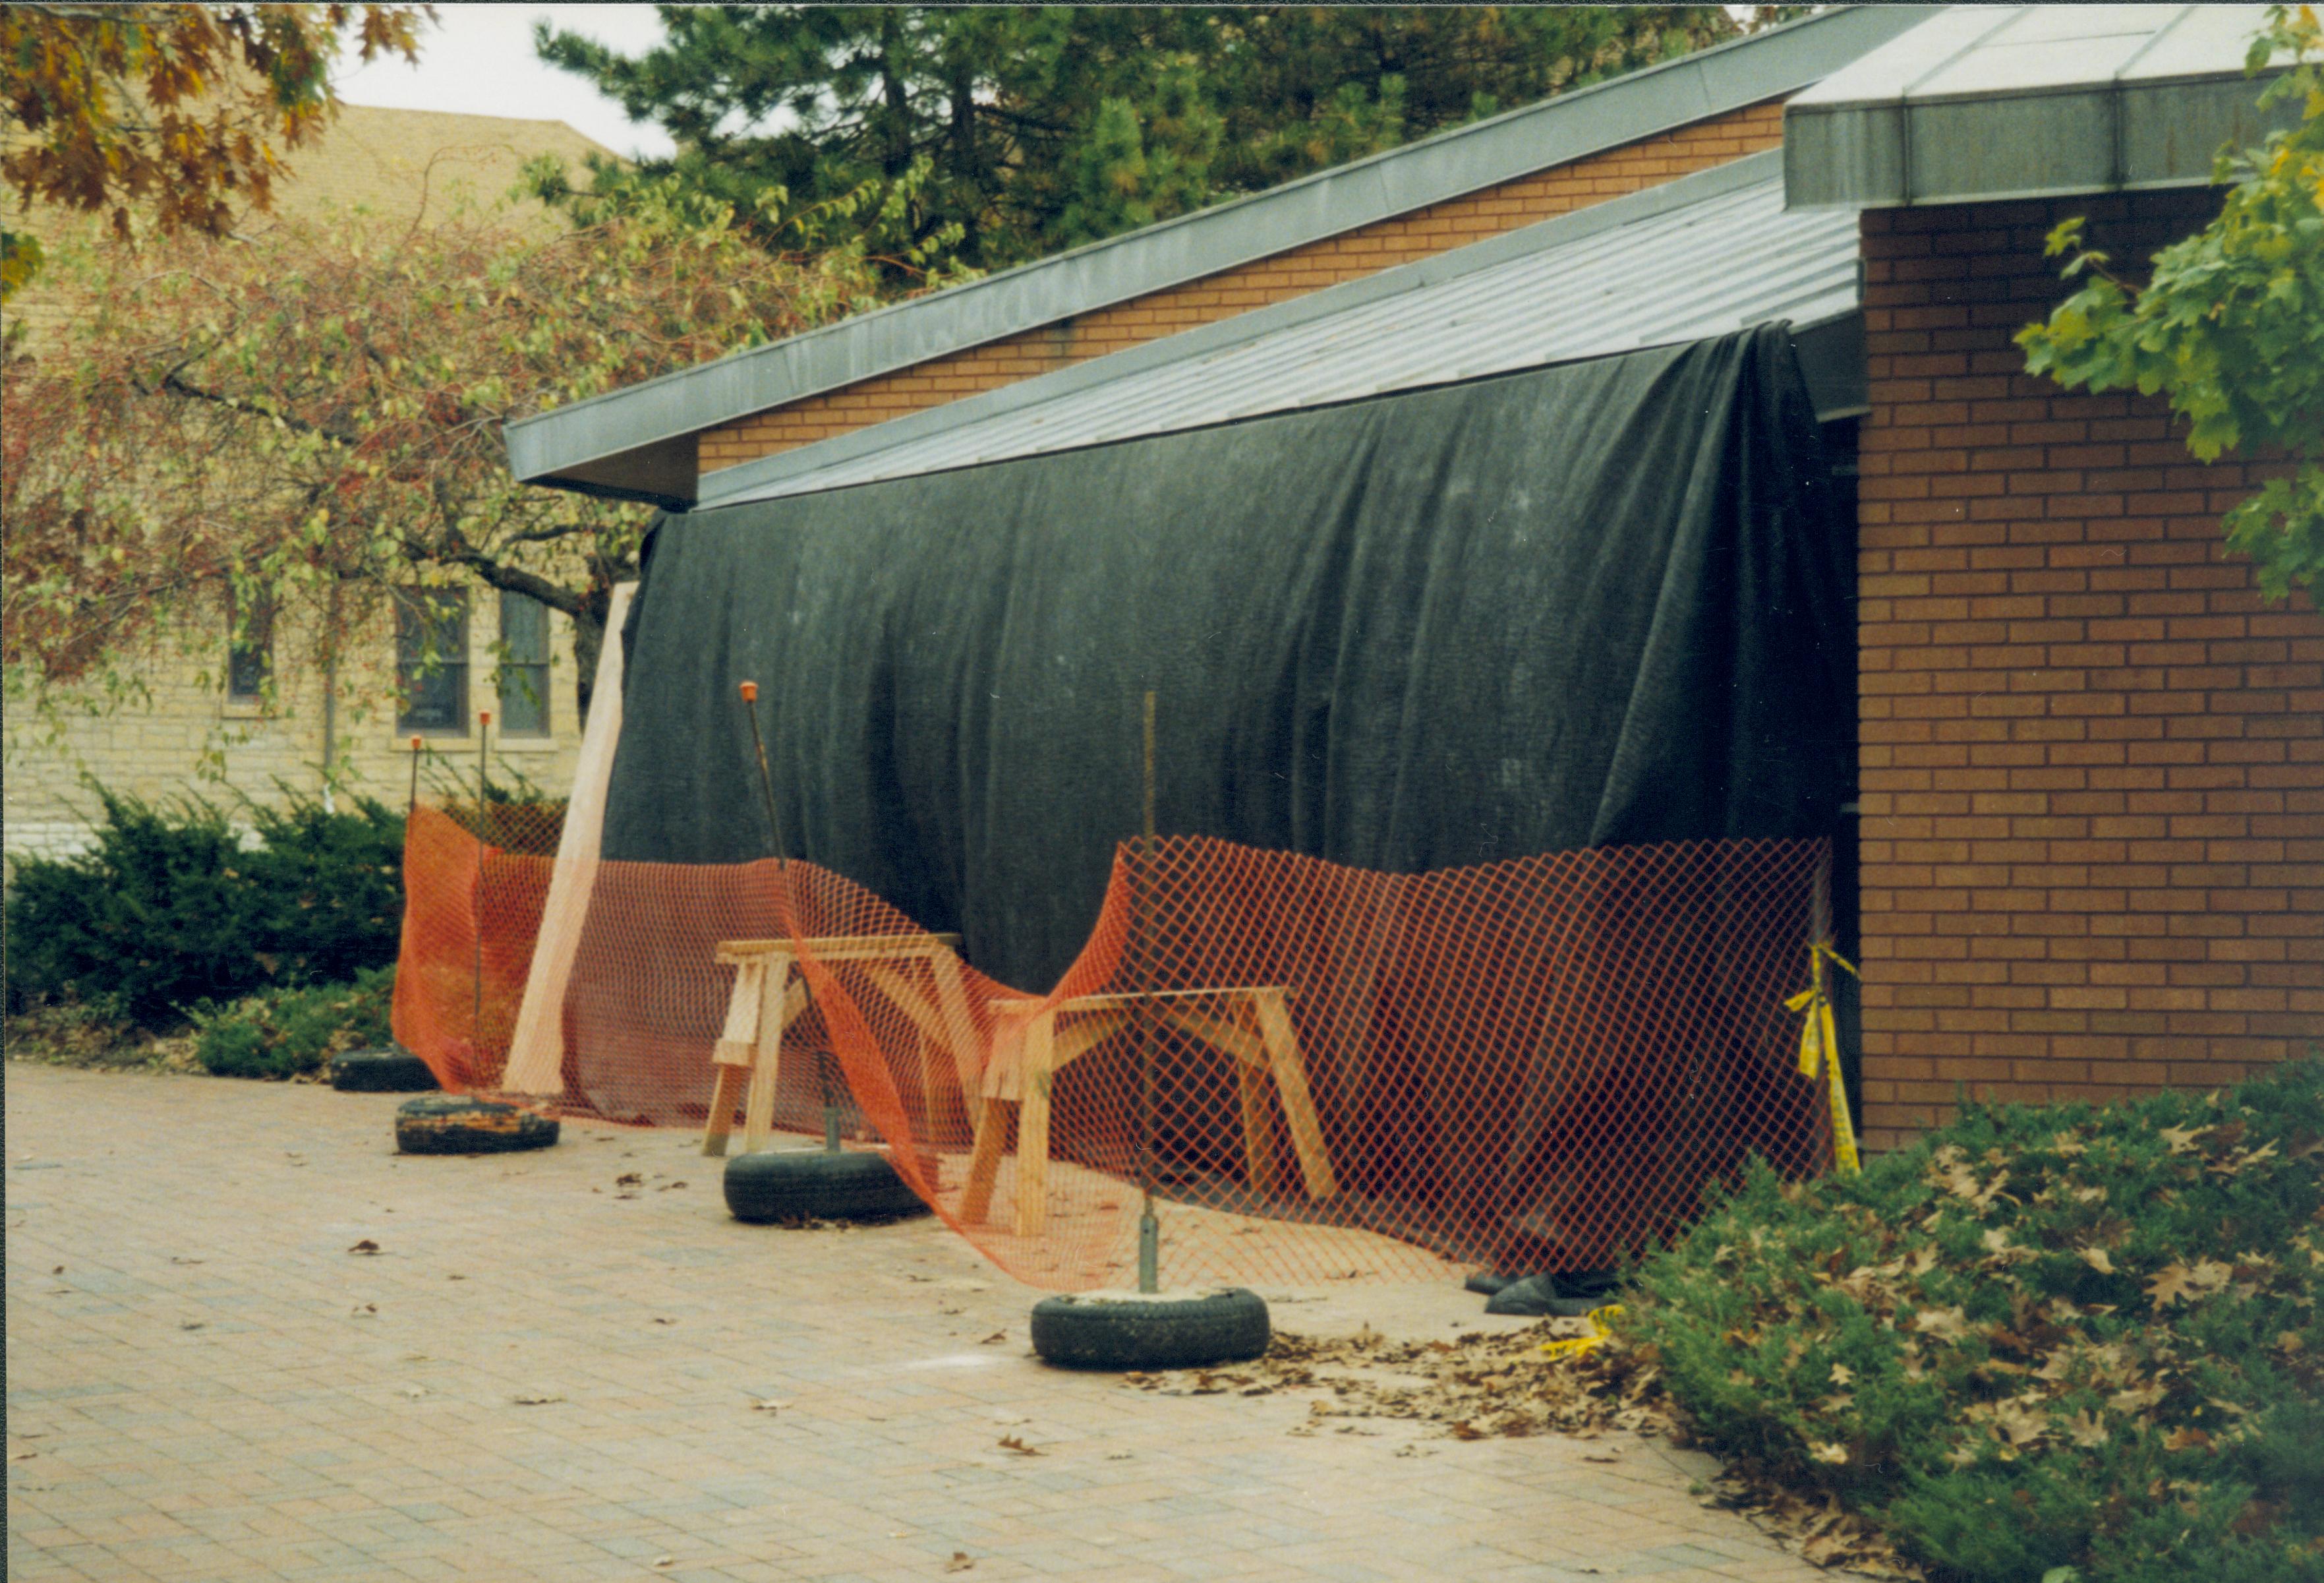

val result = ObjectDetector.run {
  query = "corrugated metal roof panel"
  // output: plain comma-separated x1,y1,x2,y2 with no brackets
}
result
703,154,1858,507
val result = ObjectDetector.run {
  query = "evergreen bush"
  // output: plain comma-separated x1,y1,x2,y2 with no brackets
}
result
1623,1058,2324,1582
190,966,395,1080
3,787,403,1027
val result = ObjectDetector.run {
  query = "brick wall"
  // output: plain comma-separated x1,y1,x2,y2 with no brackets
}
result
1855,193,2324,1149
699,100,1786,469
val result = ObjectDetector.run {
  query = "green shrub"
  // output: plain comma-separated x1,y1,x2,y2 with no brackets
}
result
430,763,566,855
191,966,395,1080
1622,1058,2324,1582
3,787,403,1028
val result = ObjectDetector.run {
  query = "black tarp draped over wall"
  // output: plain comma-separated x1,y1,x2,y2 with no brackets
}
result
602,324,1853,991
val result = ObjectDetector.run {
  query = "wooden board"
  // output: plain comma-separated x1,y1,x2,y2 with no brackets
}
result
502,582,637,1095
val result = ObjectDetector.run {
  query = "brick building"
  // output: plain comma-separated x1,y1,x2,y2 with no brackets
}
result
502,5,2317,1143
3,107,616,862
1787,4,2321,1142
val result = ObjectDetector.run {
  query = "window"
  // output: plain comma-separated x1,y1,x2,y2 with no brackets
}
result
395,589,469,734
497,590,552,736
226,589,273,701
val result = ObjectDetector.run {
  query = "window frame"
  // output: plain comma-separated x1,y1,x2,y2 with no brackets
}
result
225,587,274,703
395,587,471,737
495,589,553,738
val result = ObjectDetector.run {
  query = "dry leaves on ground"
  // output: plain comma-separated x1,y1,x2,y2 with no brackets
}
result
1123,1327,1924,1578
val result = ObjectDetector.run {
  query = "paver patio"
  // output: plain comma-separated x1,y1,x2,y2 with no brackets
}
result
7,1063,1826,1582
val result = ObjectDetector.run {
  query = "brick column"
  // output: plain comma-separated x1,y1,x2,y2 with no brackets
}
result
1855,194,2324,1150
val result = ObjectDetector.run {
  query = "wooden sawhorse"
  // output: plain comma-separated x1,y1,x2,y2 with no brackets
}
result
702,933,970,1156
960,986,1338,1237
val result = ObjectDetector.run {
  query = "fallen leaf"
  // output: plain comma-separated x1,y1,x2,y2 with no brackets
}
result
1829,1363,1855,1388
351,1304,377,1317
2163,1425,2213,1452
50,1266,63,1275
1989,1397,2049,1447
180,1320,205,1330
447,1274,466,1282
751,1398,792,1413
347,1240,380,1255
1912,1306,1971,1342
979,1331,1007,1346
2065,1410,2107,1449
171,1256,204,1266
653,1317,676,1326
1582,1447,1622,1462
2146,1259,2232,1307
615,1173,643,1187
652,1557,674,1570
1809,1442,1850,1465
997,1435,1041,1456
2077,1247,2115,1274
2158,1124,2211,1156
510,1391,565,1406
946,1555,974,1574
403,1387,426,1400
9,1449,38,1462
657,1181,688,1191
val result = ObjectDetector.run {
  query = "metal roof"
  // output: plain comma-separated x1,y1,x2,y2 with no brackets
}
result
1786,5,2301,208
506,5,1939,506
699,150,1861,510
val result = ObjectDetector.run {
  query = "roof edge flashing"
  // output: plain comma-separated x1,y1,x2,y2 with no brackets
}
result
1785,6,2300,210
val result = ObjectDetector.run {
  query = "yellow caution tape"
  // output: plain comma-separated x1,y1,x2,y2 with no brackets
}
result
1539,1303,1626,1361
1785,941,1861,1175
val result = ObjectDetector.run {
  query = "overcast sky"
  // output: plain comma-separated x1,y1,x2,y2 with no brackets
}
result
335,5,678,160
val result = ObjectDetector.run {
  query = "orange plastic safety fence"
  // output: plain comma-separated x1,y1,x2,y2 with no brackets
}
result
391,803,559,1091
394,802,1838,1292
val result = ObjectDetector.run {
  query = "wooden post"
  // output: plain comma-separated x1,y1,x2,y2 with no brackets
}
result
741,952,793,1154
1014,1009,1057,1238
503,582,637,1096
1235,997,1283,1197
962,1098,1010,1226
1254,989,1337,1200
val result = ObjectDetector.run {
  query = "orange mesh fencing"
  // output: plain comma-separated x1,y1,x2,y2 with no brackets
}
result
395,802,1841,1291
392,803,559,1091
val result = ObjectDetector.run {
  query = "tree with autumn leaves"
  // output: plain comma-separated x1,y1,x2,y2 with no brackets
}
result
1,181,907,737
1,3,426,299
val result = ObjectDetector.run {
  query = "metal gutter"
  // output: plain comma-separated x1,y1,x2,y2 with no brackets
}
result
508,5,1940,503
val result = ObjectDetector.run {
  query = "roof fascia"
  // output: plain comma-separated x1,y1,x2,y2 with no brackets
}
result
1786,5,2298,208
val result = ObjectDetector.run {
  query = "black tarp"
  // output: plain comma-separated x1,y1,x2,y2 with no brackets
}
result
602,324,1852,991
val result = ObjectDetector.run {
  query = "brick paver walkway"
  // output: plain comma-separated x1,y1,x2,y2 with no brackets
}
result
7,1063,1822,1582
